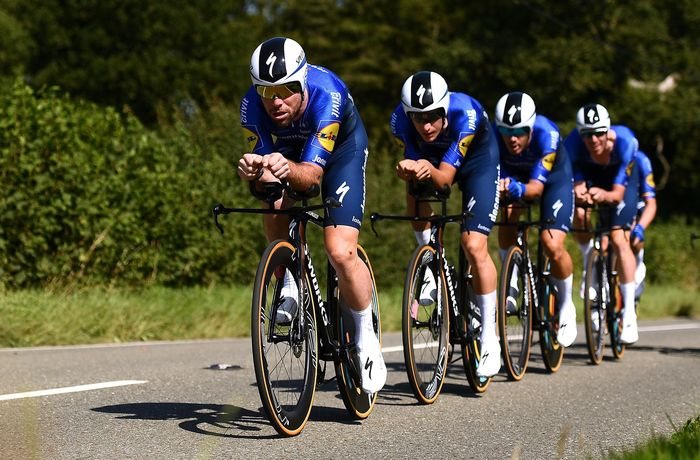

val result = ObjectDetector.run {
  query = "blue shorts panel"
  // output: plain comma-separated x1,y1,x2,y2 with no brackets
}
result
321,122,369,229
455,132,500,234
541,152,574,232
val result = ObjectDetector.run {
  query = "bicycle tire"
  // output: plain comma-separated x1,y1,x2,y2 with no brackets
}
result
583,247,605,364
335,245,380,418
608,251,625,359
498,245,532,381
461,265,492,393
538,256,564,372
251,240,317,437
402,245,449,404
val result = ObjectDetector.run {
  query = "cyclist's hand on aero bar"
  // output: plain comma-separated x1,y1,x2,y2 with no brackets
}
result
588,186,607,204
238,153,265,181
262,152,291,180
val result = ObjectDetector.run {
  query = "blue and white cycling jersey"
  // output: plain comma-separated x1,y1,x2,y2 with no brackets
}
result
239,64,369,229
635,151,656,202
564,125,638,188
390,92,491,169
390,92,500,235
240,64,361,169
495,114,562,184
495,114,573,232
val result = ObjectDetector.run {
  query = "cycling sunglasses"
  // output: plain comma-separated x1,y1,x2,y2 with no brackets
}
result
581,129,608,139
408,109,445,124
498,126,531,137
255,82,303,100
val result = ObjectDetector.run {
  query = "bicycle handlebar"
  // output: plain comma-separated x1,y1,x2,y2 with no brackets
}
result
213,181,338,235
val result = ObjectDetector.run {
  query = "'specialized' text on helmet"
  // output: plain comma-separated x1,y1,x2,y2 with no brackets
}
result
250,37,308,93
495,92,536,130
401,71,450,117
576,103,610,133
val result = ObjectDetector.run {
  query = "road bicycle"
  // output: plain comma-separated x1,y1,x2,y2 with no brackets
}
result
213,181,381,436
370,183,490,404
576,204,625,364
496,200,564,381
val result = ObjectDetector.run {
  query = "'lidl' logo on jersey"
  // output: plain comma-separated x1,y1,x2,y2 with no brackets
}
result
242,126,260,151
316,121,340,152
458,133,474,157
645,174,655,188
542,152,557,171
625,160,634,176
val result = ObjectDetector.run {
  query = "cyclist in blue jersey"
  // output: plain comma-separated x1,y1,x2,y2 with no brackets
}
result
564,103,640,344
631,151,657,299
493,92,577,347
237,37,386,393
391,71,501,377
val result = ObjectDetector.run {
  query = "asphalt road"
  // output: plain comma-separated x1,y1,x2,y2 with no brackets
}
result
1,318,699,459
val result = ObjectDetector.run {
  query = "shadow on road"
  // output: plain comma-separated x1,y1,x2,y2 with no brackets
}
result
92,402,281,439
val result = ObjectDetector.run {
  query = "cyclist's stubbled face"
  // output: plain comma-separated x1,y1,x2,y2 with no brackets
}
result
412,117,447,143
261,91,306,127
582,131,609,157
501,132,531,155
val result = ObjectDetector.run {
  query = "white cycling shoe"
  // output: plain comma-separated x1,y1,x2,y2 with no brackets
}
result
356,332,387,394
275,269,298,325
419,268,437,306
557,303,577,347
621,314,639,344
476,336,501,378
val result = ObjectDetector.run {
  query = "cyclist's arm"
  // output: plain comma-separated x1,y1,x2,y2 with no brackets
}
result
637,197,657,229
429,161,458,190
589,184,625,204
574,180,589,203
522,179,544,201
263,152,323,190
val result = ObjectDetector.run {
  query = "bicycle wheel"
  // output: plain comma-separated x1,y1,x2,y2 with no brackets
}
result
461,266,492,393
402,245,449,404
498,245,532,381
335,245,380,418
608,252,625,359
251,240,317,437
538,256,564,373
583,247,605,364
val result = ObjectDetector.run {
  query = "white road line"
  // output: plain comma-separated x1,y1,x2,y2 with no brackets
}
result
638,324,700,332
0,380,148,402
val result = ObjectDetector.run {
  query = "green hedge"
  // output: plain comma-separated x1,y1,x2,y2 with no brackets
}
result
0,80,697,292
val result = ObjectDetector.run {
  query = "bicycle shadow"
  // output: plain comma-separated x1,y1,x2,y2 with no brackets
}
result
625,344,700,358
92,400,373,438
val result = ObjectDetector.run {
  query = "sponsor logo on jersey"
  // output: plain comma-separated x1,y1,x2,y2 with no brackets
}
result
645,174,655,188
542,152,557,171
625,160,634,176
458,132,474,157
316,121,340,152
242,125,261,151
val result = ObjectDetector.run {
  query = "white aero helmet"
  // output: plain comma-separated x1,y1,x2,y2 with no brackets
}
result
401,71,450,116
495,92,536,130
250,37,308,93
576,103,611,133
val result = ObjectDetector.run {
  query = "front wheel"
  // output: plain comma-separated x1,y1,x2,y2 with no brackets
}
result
498,245,532,381
583,247,605,365
539,256,564,372
335,245,380,418
251,240,317,437
402,245,449,404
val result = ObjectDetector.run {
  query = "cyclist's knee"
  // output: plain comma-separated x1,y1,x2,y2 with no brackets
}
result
325,239,358,275
461,232,490,264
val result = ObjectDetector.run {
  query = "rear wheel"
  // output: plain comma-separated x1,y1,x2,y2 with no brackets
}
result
251,240,317,437
335,245,380,418
539,257,564,372
498,245,532,381
583,247,605,365
402,245,449,404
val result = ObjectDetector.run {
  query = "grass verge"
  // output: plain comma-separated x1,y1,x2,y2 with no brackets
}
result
0,282,697,348
604,415,700,459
